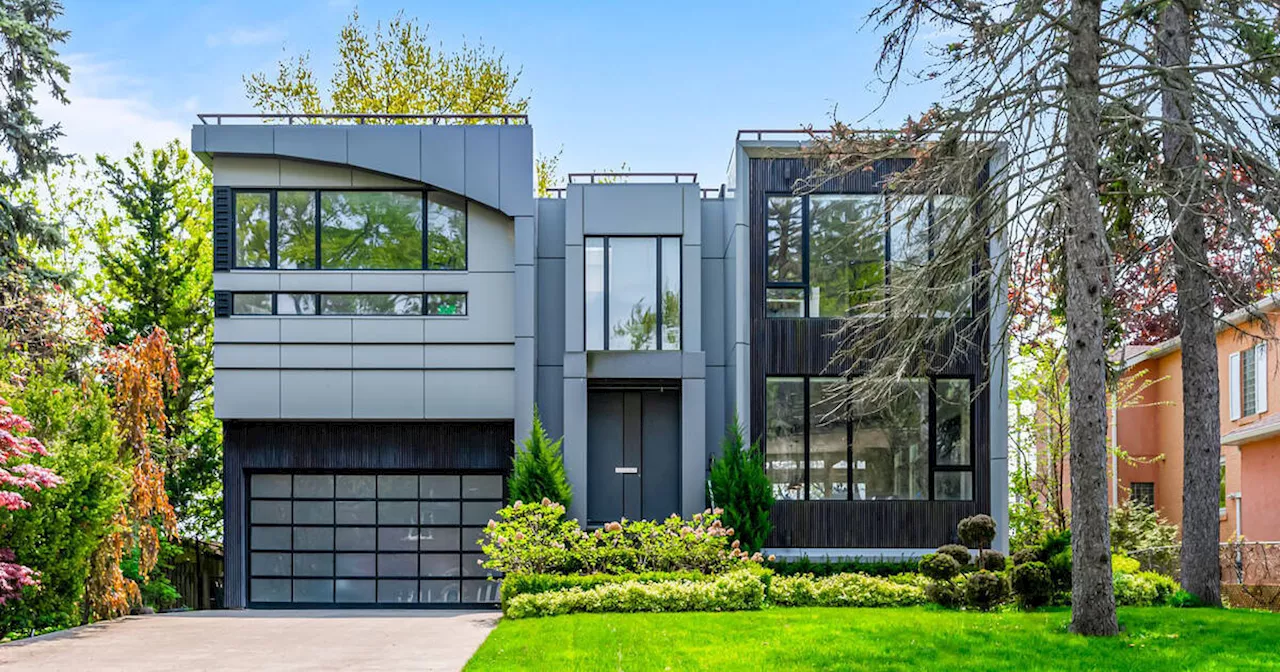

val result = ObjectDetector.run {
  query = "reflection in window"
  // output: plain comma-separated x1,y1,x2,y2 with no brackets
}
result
936,379,971,466
233,293,273,315
851,379,928,501
766,197,803,283
321,294,424,316
277,191,317,269
320,192,423,270
235,192,271,268
660,238,681,348
585,238,605,350
278,293,318,315
427,192,466,269
766,288,805,318
426,293,467,316
585,237,681,351
809,378,848,500
765,376,973,501
766,378,805,501
810,195,885,316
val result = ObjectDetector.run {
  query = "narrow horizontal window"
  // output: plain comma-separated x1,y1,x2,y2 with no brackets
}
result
426,293,467,316
278,293,318,315
233,293,273,315
321,294,424,316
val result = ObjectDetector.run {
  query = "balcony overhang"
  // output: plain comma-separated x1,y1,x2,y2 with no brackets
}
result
1221,417,1280,446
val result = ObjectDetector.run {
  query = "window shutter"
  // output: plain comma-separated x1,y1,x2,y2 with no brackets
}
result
213,186,232,271
1229,352,1242,420
1257,343,1268,414
214,291,231,318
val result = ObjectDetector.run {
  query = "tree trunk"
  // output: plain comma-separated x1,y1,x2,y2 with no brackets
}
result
1160,0,1222,607
1064,0,1119,636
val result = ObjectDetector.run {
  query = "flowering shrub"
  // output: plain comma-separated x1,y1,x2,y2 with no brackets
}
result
504,569,768,619
481,500,765,576
0,395,63,605
1113,570,1178,607
769,572,929,608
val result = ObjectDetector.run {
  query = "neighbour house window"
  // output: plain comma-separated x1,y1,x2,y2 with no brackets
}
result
1229,342,1268,420
232,189,467,271
765,376,974,501
764,194,973,318
1219,457,1227,515
585,236,681,351
230,292,467,317
1130,482,1155,509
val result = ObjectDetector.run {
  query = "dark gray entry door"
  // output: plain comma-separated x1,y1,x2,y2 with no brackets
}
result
587,388,681,524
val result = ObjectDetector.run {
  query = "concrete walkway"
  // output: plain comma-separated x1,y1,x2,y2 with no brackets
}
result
0,609,500,671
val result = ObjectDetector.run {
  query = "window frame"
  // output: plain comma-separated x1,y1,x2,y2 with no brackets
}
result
229,292,468,317
763,374,976,502
764,192,974,318
584,235,682,352
230,188,468,272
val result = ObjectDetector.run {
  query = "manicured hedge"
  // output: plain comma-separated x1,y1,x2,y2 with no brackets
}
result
1113,570,1178,607
499,571,708,610
766,558,919,578
769,572,929,608
504,569,769,619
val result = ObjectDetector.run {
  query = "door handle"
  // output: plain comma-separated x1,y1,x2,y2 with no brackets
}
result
614,466,639,474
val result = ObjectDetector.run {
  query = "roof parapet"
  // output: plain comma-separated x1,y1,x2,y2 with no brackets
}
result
196,112,528,125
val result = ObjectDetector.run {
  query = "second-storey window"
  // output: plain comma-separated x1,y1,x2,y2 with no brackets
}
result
585,236,681,351
1229,342,1268,419
233,189,467,271
765,194,972,318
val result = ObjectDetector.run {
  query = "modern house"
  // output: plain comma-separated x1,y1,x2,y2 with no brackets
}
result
196,115,1008,608
1116,296,1280,543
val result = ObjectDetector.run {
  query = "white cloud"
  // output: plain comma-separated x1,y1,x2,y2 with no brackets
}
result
205,26,286,48
39,53,189,161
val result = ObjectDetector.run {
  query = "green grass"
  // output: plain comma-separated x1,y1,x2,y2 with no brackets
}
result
465,607,1280,671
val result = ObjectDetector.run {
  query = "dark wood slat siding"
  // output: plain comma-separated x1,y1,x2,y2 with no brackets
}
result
748,156,993,549
222,421,514,608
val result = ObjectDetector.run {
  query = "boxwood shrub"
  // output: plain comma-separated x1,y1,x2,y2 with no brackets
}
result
499,570,709,610
504,569,768,619
1113,570,1178,607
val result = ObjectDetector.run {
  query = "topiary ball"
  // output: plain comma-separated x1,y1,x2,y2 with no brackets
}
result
965,570,1008,611
1010,548,1039,566
978,549,1006,572
937,544,972,566
958,514,997,550
919,552,962,581
1009,561,1053,609
926,579,964,609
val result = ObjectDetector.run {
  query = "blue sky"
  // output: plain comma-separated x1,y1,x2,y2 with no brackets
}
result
54,0,942,186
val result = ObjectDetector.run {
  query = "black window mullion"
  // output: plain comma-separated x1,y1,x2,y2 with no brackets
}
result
801,196,811,318
928,378,937,501
603,237,611,351
422,192,430,270
655,237,663,350
269,191,278,269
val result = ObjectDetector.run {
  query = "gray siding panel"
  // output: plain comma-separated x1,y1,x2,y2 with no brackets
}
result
499,126,534,217
536,200,566,258
420,127,466,194
536,259,566,365
536,365,565,439
273,126,348,164
464,126,501,210
347,126,422,181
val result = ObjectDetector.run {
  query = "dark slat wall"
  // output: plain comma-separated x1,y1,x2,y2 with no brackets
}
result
222,421,513,608
213,186,232,272
748,157,993,549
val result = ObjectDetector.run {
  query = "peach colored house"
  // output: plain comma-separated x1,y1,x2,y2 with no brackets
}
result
1116,297,1280,542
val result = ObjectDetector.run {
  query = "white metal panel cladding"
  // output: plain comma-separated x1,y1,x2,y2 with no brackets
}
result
247,472,503,606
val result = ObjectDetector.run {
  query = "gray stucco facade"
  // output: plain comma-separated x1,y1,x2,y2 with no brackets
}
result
200,119,1008,608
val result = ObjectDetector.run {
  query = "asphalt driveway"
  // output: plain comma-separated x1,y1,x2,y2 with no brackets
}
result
0,609,499,671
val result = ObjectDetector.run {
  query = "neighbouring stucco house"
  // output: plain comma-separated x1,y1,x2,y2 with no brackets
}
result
196,115,1008,608
1116,296,1280,543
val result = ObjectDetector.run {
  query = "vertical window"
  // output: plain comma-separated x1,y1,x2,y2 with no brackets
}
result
276,191,317,269
320,191,424,270
235,192,271,268
1242,347,1258,417
765,197,803,283
660,238,681,348
810,195,885,316
765,378,805,501
585,238,606,350
584,237,681,351
765,376,972,501
427,192,467,270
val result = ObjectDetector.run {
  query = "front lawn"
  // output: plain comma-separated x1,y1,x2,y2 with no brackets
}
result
465,607,1280,671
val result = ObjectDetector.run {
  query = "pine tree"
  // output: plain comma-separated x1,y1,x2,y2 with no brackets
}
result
708,416,774,553
508,407,572,509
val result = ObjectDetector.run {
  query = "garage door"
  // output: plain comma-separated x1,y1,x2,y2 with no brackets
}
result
247,472,503,606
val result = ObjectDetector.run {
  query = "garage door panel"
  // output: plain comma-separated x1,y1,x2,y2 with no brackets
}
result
248,471,502,606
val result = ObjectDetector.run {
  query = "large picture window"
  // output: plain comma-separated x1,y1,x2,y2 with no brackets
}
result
765,376,974,501
233,189,467,271
765,193,972,318
585,236,681,351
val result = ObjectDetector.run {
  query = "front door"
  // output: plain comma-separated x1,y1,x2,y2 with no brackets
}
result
586,387,681,524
